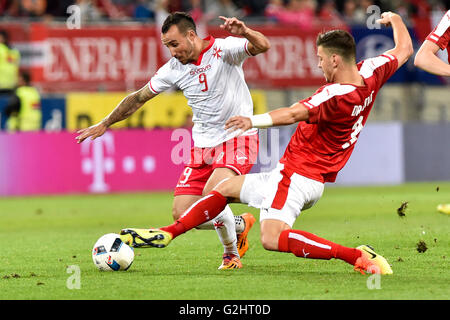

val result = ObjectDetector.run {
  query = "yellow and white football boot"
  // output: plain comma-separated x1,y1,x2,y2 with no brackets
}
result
120,228,173,248
354,245,393,275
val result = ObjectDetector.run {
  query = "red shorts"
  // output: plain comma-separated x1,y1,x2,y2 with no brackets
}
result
174,134,259,196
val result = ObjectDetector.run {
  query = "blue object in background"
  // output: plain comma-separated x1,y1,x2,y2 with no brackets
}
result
134,4,154,19
0,95,11,130
41,97,66,131
0,95,66,130
351,25,444,85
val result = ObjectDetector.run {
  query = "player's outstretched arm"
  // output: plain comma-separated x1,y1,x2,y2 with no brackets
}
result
225,102,309,132
414,40,450,76
75,85,156,144
219,16,270,55
377,12,414,69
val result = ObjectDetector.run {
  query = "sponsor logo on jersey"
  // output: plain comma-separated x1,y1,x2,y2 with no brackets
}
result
190,64,211,76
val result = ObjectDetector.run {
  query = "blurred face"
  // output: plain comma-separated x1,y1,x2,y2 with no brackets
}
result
344,0,356,14
161,25,196,64
18,74,25,87
317,45,336,83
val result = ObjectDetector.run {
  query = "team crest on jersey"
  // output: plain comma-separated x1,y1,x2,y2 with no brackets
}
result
213,47,222,59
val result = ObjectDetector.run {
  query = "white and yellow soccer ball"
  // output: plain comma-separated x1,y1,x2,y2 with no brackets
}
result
92,233,134,271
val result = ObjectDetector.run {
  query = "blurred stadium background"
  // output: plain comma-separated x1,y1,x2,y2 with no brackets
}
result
0,0,449,197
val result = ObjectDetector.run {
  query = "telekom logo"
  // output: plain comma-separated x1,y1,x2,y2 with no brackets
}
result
80,132,157,193
81,132,115,193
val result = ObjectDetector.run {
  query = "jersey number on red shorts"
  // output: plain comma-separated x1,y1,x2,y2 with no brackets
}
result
199,73,208,92
179,167,193,184
342,115,364,149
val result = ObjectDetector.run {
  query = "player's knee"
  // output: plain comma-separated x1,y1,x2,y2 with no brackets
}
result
260,231,279,251
211,178,232,196
172,205,183,221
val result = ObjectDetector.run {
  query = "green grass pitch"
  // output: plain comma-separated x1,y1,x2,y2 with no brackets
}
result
0,182,449,300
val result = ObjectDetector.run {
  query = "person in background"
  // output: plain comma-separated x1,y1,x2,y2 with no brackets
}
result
265,0,316,31
318,0,346,27
205,0,244,24
5,72,42,132
0,30,20,95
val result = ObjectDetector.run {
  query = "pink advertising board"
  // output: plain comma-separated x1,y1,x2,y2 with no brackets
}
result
0,129,189,196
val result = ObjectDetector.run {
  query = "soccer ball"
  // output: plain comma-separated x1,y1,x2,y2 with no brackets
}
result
92,233,134,271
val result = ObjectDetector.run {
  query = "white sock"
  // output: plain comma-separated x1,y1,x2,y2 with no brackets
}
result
214,205,239,256
196,212,245,233
195,205,239,257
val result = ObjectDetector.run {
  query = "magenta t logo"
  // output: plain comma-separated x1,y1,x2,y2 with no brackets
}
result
81,132,115,192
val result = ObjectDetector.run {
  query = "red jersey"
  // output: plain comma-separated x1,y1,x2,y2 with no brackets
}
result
280,54,398,183
426,10,450,63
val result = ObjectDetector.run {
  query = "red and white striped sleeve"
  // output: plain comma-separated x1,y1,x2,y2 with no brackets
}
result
222,36,252,65
358,54,398,87
300,84,356,124
426,10,450,50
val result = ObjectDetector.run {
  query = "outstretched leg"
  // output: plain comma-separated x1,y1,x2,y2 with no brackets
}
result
173,194,241,260
120,175,246,251
260,219,392,275
161,175,245,239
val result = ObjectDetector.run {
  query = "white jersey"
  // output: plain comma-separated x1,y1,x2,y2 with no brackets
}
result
148,36,257,148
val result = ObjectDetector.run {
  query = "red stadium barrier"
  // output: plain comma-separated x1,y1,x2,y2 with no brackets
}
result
29,23,164,92
2,22,348,92
207,25,344,88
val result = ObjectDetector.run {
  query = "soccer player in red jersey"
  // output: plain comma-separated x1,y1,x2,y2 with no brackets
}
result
121,12,413,274
414,10,450,76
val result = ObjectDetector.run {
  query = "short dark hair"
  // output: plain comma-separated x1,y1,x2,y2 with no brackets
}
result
161,12,196,35
21,71,31,85
316,30,356,63
0,30,10,46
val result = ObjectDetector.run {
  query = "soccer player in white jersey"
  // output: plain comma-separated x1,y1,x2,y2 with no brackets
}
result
121,12,413,275
76,12,270,269
414,9,450,76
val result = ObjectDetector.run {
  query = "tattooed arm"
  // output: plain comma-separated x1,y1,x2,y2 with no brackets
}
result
76,85,156,144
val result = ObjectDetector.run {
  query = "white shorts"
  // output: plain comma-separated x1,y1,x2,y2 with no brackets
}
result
240,163,324,227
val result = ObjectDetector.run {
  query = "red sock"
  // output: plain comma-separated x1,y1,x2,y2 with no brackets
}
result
278,229,361,265
160,191,228,239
